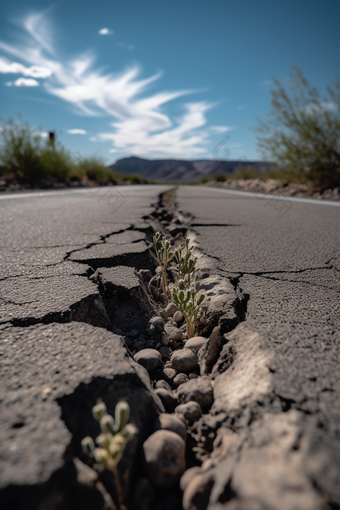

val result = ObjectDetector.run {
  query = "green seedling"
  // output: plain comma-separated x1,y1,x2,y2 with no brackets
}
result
174,238,197,288
153,232,175,304
82,401,136,510
173,280,205,338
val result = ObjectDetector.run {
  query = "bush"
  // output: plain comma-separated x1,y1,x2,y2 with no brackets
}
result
254,67,340,190
214,174,227,182
0,117,73,182
232,166,259,180
73,156,113,183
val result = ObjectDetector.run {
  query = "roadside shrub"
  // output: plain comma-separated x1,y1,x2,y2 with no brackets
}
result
232,165,259,180
74,156,113,183
214,174,227,182
254,66,340,190
0,117,73,182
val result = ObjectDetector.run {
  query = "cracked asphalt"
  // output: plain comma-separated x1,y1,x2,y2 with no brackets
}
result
0,186,168,326
1,184,340,509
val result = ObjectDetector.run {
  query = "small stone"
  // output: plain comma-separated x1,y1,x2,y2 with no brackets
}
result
173,373,189,387
182,471,215,510
133,341,145,352
163,368,177,381
159,346,172,360
176,377,213,411
126,328,139,338
165,324,183,341
155,342,162,349
147,316,165,336
175,401,202,425
180,466,202,492
145,341,155,348
185,336,207,352
173,311,184,323
169,340,180,350
156,380,172,391
164,303,178,319
155,389,178,413
143,430,186,487
171,349,199,372
139,269,153,282
154,413,187,441
135,348,162,372
161,332,170,345
189,373,199,379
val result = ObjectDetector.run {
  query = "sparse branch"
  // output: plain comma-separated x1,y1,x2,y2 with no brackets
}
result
254,66,340,189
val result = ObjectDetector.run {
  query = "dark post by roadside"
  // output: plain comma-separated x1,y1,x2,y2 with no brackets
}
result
48,131,55,149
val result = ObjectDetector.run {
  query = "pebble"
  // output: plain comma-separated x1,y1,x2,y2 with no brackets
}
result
126,329,139,338
171,349,199,372
133,341,145,352
147,316,165,337
185,336,207,352
161,332,169,345
182,471,215,510
163,303,178,318
143,430,186,487
159,346,172,360
173,373,189,387
169,340,180,350
134,348,162,372
155,388,178,412
173,311,184,323
175,401,202,425
165,324,183,341
180,466,202,492
153,413,187,441
163,367,177,381
155,380,172,392
189,372,199,379
176,377,213,411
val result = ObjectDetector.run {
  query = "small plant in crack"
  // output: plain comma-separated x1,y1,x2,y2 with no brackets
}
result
153,231,175,304
174,238,197,288
81,400,136,510
172,280,205,338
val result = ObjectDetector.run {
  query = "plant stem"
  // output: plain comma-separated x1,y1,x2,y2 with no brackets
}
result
162,267,169,304
109,459,126,510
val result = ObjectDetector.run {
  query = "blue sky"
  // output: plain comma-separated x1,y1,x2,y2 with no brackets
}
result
0,0,339,164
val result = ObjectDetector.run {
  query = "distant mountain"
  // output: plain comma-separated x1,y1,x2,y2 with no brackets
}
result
108,156,276,183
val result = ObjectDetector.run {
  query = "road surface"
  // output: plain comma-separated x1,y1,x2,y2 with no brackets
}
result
1,184,339,510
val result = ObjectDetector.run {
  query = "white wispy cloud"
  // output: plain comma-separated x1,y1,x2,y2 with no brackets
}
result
67,128,87,135
210,126,233,134
0,12,216,158
99,28,113,35
0,57,52,78
6,77,40,86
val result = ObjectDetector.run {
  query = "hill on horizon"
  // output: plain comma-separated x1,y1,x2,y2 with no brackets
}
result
108,156,277,183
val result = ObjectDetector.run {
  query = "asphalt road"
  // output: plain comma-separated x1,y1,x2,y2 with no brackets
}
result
1,184,340,509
